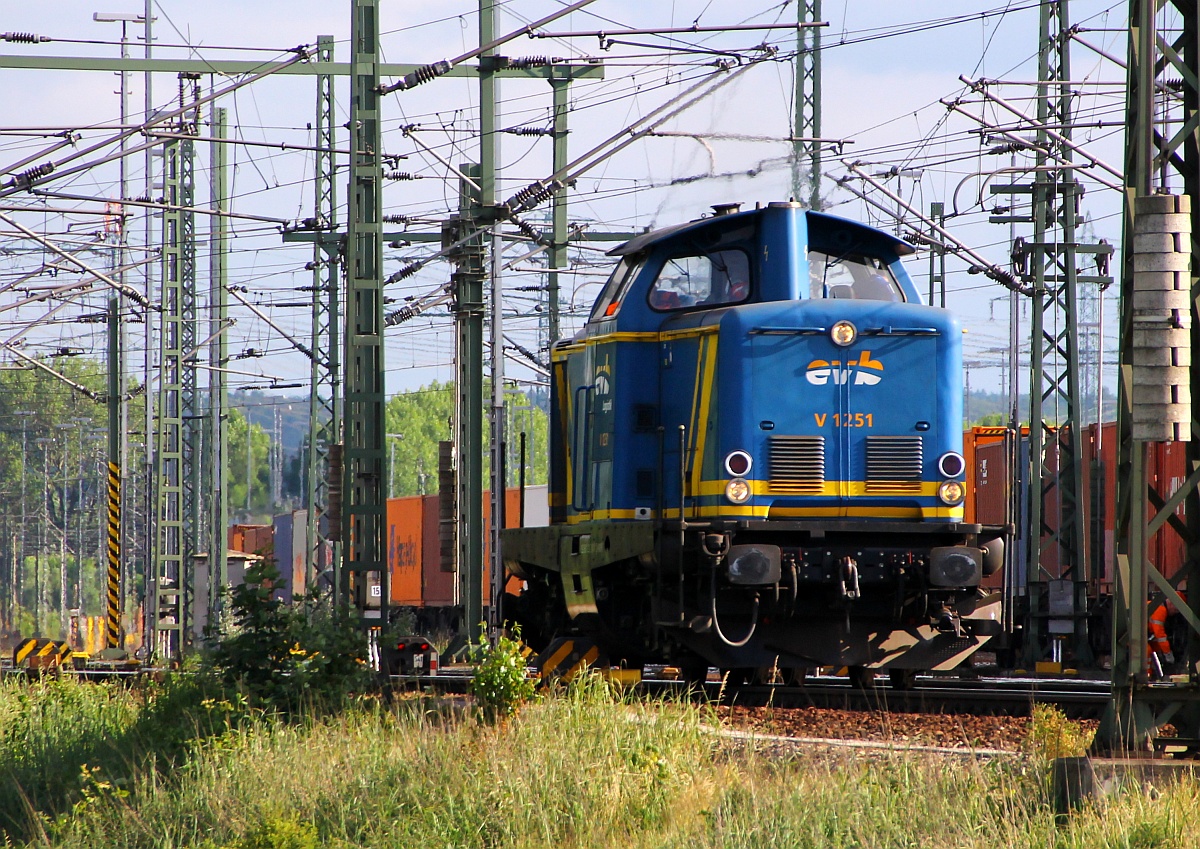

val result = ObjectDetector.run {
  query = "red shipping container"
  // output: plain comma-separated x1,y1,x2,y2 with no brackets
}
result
972,440,1011,527
1084,421,1117,590
421,494,456,607
1149,440,1188,585
963,427,1011,524
1083,422,1188,590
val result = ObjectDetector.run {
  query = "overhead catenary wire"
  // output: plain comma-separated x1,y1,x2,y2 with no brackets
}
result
0,47,314,201
836,161,1033,296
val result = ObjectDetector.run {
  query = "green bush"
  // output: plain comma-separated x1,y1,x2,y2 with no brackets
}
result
467,628,537,722
202,561,372,713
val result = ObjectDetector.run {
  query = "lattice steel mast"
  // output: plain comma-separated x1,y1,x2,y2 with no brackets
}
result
305,35,340,598
342,0,389,619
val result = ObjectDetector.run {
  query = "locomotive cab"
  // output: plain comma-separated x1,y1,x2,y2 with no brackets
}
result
503,201,1003,677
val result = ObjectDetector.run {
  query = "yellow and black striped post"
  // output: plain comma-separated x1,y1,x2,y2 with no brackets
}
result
106,461,121,649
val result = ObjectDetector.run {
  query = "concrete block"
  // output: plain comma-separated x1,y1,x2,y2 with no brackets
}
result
1132,270,1187,292
1133,420,1190,441
1130,345,1190,367
1131,382,1191,405
1133,252,1191,273
1132,288,1191,312
1134,212,1192,235
1133,232,1182,253
1134,194,1190,215
1131,327,1189,349
1131,365,1190,387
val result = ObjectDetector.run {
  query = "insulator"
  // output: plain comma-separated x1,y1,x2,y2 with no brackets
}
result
509,56,562,69
985,266,1032,296
1,32,49,43
13,162,54,188
502,125,552,136
512,216,545,245
385,171,418,181
384,302,423,327
383,214,411,224
509,340,547,370
506,180,559,213
395,59,451,91
385,261,422,285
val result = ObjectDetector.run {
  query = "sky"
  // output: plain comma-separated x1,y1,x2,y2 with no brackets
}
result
0,0,1137,424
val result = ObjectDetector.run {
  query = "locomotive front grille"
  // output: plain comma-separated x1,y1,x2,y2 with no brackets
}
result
865,436,923,493
769,435,825,494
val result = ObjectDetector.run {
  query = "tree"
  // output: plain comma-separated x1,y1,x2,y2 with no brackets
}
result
383,380,548,498
0,356,108,637
226,408,275,523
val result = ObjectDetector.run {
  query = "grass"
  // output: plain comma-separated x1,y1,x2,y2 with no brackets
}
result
2,675,1197,849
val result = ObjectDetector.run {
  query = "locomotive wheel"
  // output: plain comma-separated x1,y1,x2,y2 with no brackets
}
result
783,667,809,687
888,669,917,691
677,659,710,690
848,665,877,690
753,665,782,685
721,668,753,689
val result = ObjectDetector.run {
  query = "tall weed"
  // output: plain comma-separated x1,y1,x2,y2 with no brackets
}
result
8,673,1200,849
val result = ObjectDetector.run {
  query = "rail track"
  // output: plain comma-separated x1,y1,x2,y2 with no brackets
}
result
696,674,1111,720
1,652,1112,720
401,666,1111,720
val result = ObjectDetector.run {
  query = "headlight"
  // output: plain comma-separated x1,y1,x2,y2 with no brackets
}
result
725,478,751,504
831,320,857,347
938,480,965,506
938,451,966,478
724,450,753,476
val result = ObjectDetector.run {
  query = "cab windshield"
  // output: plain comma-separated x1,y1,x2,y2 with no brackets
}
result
808,249,904,302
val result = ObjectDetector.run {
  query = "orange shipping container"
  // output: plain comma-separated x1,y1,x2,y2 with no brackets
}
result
229,524,273,560
388,487,537,608
387,496,424,605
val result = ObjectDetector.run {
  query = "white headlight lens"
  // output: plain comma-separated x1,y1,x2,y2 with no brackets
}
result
831,320,857,347
725,478,751,504
938,480,965,505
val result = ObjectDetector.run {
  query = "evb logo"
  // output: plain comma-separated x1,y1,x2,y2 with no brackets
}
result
805,351,884,386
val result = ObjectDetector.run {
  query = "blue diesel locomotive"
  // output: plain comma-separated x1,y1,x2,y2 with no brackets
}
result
502,201,1004,683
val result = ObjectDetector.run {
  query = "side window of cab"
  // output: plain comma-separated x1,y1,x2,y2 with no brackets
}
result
648,249,750,311
589,255,645,321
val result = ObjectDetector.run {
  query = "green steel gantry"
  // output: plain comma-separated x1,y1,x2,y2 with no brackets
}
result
305,36,340,602
792,0,822,210
1104,0,1200,752
1020,0,1110,668
208,106,229,633
343,0,389,619
152,130,188,659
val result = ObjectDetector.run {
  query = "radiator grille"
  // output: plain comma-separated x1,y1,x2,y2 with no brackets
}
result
769,435,825,494
865,436,923,493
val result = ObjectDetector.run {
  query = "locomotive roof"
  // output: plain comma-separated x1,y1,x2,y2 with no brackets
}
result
606,203,917,258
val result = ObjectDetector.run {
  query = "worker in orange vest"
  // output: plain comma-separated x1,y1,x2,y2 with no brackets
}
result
1149,591,1186,677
